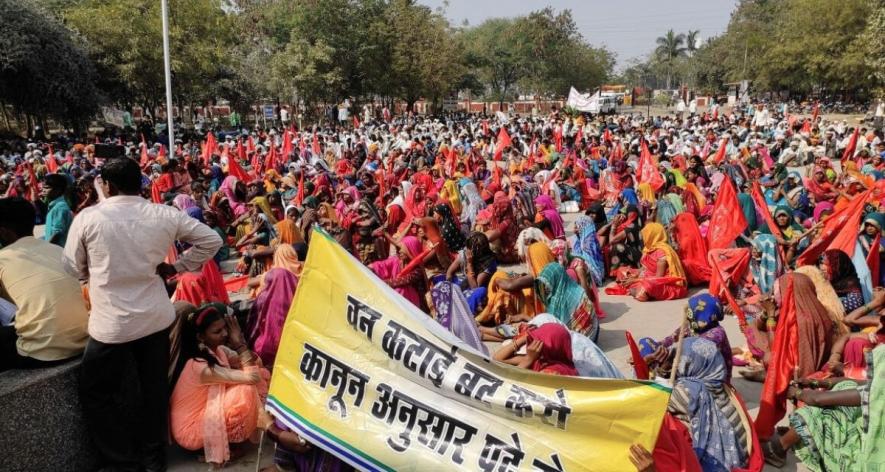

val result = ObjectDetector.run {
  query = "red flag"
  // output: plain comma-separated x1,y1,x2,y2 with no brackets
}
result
867,234,881,288
711,137,728,164
353,116,360,128
493,127,511,162
638,141,665,191
227,152,249,182
751,182,787,263
602,127,612,143
751,182,782,239
247,136,256,154
26,164,39,202
811,101,820,124
610,142,623,161
800,120,812,135
45,144,58,173
158,143,166,160
297,170,305,206
312,132,321,156
796,188,873,265
755,275,799,439
203,132,216,166
841,127,859,164
708,248,752,327
625,332,649,380
282,130,293,162
265,143,277,174
493,162,502,187
706,177,747,250
553,125,562,152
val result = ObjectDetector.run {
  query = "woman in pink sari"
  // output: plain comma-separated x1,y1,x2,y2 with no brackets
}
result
369,235,428,310
534,195,565,239
246,268,298,369
170,304,269,467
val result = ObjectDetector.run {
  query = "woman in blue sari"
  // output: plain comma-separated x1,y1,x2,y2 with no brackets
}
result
669,337,753,472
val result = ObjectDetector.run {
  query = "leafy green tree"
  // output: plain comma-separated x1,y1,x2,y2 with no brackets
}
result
0,0,101,133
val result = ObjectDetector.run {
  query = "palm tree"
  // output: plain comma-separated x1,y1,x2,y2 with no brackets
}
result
685,30,700,57
655,29,686,89
685,30,700,89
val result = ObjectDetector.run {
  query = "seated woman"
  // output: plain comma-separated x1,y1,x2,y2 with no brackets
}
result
760,204,812,263
612,222,688,301
658,293,734,384
669,338,755,472
762,345,883,469
493,323,578,375
369,235,428,311
246,268,298,369
821,250,866,313
549,236,607,320
534,195,565,240
477,240,554,326
606,205,643,275
826,291,885,373
444,232,497,314
859,212,885,287
274,205,305,245
536,262,599,341
169,304,269,468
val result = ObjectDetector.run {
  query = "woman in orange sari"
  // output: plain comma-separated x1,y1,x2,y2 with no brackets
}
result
614,223,688,301
170,304,269,467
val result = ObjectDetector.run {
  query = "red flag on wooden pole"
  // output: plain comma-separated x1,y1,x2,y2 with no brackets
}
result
706,177,747,250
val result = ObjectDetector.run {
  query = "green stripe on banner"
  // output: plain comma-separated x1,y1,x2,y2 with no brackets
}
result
266,394,394,472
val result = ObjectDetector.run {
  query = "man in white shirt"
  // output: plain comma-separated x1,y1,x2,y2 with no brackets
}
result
63,157,221,472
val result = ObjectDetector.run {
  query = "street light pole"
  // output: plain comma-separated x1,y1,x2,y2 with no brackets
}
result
161,0,175,152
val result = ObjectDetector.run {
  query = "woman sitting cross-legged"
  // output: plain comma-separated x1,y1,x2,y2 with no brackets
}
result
169,304,270,468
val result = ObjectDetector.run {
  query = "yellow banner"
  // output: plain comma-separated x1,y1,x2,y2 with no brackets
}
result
268,231,670,471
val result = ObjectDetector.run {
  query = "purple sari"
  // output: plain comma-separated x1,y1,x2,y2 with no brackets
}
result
431,282,488,355
247,268,298,368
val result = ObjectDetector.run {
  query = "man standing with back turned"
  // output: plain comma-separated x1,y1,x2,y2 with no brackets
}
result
63,157,222,472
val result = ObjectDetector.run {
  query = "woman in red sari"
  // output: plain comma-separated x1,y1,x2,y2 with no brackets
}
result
614,222,687,301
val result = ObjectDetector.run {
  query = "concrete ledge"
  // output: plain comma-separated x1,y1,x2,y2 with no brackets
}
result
0,359,97,471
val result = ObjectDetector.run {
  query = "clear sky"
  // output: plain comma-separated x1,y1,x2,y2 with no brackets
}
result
418,0,737,69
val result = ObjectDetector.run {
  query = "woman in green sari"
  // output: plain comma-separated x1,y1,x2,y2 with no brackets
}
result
762,344,884,470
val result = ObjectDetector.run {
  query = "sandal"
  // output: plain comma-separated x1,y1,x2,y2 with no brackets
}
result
762,437,787,468
739,368,767,383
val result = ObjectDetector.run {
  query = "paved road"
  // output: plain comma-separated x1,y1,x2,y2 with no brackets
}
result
168,211,807,471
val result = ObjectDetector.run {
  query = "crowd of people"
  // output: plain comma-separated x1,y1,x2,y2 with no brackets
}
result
0,102,884,472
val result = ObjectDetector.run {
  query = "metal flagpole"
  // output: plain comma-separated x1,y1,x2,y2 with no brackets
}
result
161,0,175,153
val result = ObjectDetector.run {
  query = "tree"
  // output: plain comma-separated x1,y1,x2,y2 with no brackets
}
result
654,29,686,89
460,18,527,105
0,0,101,133
62,0,237,119
859,0,885,96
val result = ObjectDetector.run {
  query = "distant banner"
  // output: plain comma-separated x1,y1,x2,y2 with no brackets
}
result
101,107,125,128
267,231,670,471
566,87,600,113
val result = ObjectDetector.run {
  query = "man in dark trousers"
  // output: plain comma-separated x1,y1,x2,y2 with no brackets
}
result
63,157,221,471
